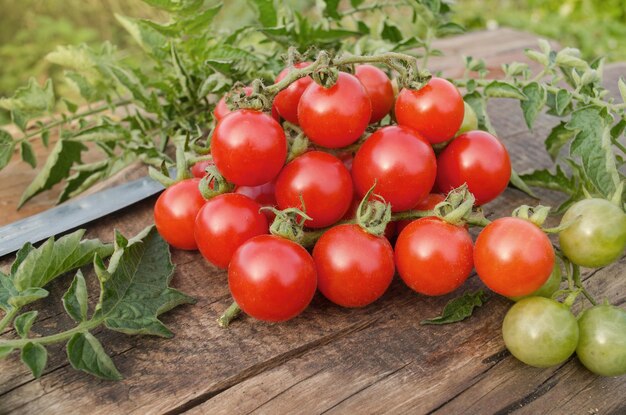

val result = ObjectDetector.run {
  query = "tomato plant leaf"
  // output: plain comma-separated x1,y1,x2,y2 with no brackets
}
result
115,14,169,60
484,81,526,100
21,342,47,378
381,20,403,43
322,0,341,19
566,106,620,197
20,141,36,168
519,165,576,194
520,82,546,129
63,271,89,323
66,332,122,380
248,0,278,28
14,311,38,338
18,139,86,208
93,226,195,337
0,346,13,359
545,121,576,161
555,88,572,115
463,91,495,134
436,22,465,37
0,129,15,171
421,290,488,325
0,272,17,312
509,168,538,198
0,78,55,132
12,229,113,291
8,288,49,309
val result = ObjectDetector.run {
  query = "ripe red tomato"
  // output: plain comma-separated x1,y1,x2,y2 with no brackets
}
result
313,224,394,307
194,193,268,268
273,62,313,125
436,130,511,205
154,178,206,250
354,64,394,123
214,87,252,121
395,77,464,144
229,234,317,322
191,159,213,178
474,217,554,297
298,72,372,148
235,180,277,221
351,125,437,212
211,109,287,186
395,217,473,296
275,151,353,228
396,193,446,235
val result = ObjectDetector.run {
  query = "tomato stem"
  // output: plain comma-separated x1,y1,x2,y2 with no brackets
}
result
218,302,242,328
572,265,598,306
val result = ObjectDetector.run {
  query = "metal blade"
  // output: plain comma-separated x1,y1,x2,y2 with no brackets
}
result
0,174,165,257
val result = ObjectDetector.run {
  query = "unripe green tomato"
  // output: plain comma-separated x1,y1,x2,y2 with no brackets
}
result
502,297,579,367
576,304,626,376
559,199,626,268
509,262,561,302
456,101,478,136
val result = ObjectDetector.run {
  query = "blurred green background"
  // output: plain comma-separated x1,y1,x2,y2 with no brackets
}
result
0,0,625,103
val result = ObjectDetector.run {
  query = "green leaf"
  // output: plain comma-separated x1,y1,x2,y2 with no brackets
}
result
93,226,194,337
11,243,35,276
63,270,89,322
350,0,365,6
178,4,222,35
567,106,620,197
14,311,38,338
484,81,526,100
18,139,86,208
381,20,403,43
8,288,49,308
70,122,130,142
141,0,203,13
463,91,495,134
0,272,18,312
12,229,113,291
525,49,549,66
555,88,572,115
57,163,108,204
545,122,576,161
436,22,465,37
65,72,96,101
67,332,122,380
619,78,626,104
21,342,47,378
509,168,538,198
115,14,169,60
0,346,13,359
519,165,576,193
611,119,626,141
248,0,277,27
421,291,488,325
0,78,55,132
0,129,15,170
322,0,341,19
520,82,546,129
20,141,36,168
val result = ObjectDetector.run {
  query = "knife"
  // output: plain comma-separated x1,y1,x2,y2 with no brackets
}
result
0,174,165,257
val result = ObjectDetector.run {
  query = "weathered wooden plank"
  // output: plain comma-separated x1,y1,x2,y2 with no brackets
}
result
1,30,625,415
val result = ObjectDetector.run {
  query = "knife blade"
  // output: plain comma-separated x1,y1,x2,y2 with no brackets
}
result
0,174,165,257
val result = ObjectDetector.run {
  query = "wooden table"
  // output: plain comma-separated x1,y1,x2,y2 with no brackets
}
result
1,28,625,414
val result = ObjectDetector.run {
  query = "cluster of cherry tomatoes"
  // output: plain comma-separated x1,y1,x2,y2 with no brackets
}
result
152,60,626,377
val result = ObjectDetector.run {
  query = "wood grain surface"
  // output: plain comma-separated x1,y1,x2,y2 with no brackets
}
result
0,28,624,415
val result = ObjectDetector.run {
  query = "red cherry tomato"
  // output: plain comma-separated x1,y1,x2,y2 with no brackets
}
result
273,62,313,125
352,125,437,212
211,109,287,186
191,159,213,178
154,178,206,250
436,130,511,205
298,72,372,148
355,64,394,123
275,151,353,228
229,234,317,322
235,180,277,221
396,193,446,235
395,217,473,296
194,193,268,268
395,77,464,144
474,217,555,297
214,87,252,121
313,224,394,307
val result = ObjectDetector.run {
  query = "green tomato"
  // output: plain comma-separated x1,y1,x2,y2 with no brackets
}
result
576,304,626,376
456,101,478,136
502,297,579,367
509,262,562,302
559,198,626,268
